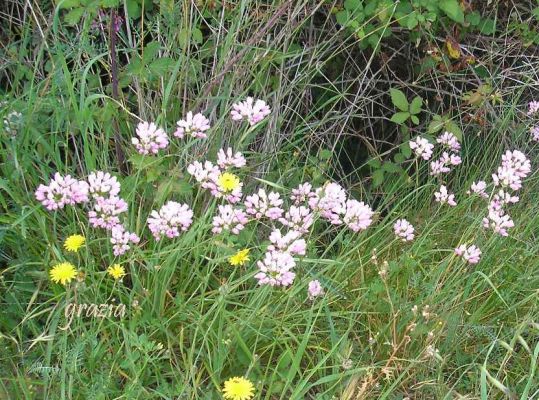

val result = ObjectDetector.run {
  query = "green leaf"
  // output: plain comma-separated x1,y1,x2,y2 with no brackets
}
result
149,58,176,75
192,28,203,44
427,115,444,133
390,111,410,124
57,0,81,8
409,96,423,114
372,169,384,188
445,121,463,140
367,158,382,169
439,0,464,24
126,0,141,18
344,0,361,11
143,41,160,62
382,162,401,173
64,7,84,25
336,10,350,26
319,149,332,160
410,115,420,125
401,142,412,158
478,18,496,35
394,153,406,163
390,88,409,111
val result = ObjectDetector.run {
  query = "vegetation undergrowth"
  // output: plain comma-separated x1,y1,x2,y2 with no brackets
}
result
1,0,538,399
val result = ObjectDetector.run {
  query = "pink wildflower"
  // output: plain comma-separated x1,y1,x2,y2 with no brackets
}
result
492,166,523,191
531,126,539,142
309,182,347,225
527,101,539,116
409,137,434,160
454,244,481,264
187,161,220,192
88,196,128,230
268,229,306,256
88,171,120,200
343,199,374,232
231,97,271,126
436,132,461,151
174,111,210,139
482,209,514,237
467,181,488,198
212,205,248,235
429,159,451,176
35,173,89,210
290,182,315,205
255,251,296,287
217,147,246,170
434,185,457,206
308,280,324,299
394,219,414,242
131,121,168,155
147,201,193,241
244,189,284,220
279,205,314,234
500,150,531,178
110,225,140,256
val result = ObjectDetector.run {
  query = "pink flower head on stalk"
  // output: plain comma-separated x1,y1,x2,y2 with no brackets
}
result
187,161,220,192
255,251,296,287
231,97,271,126
429,159,451,176
409,137,434,160
268,229,306,256
501,150,531,179
434,185,457,206
131,121,169,155
489,189,519,212
147,201,193,241
309,182,347,225
308,280,324,299
110,225,140,256
482,209,514,237
212,205,248,235
88,196,128,230
454,244,481,264
279,205,314,234
440,151,462,166
436,132,461,151
394,219,414,242
531,126,539,142
343,199,374,232
290,182,315,205
244,189,284,220
492,166,523,191
88,171,120,200
527,101,539,116
174,112,210,139
467,181,488,198
35,173,89,210
217,148,246,170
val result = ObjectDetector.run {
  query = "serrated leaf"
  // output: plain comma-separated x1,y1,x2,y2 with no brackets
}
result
143,41,160,62
64,7,84,25
390,88,409,111
192,28,203,44
57,0,81,8
410,115,420,125
344,0,361,11
409,96,423,114
391,111,410,124
401,142,412,158
445,121,463,140
382,162,401,173
126,0,141,18
149,57,176,75
428,117,444,133
439,0,464,24
367,158,382,169
319,149,332,160
394,153,406,163
372,169,384,188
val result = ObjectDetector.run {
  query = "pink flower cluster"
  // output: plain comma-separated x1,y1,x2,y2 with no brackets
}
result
212,205,248,234
467,181,488,198
245,189,284,220
454,244,481,264
527,101,539,116
434,185,457,206
188,147,245,203
174,111,210,139
279,205,313,234
131,121,169,155
394,219,414,242
409,136,434,160
35,170,140,256
231,97,271,126
35,173,89,210
290,183,315,205
483,150,530,237
147,201,193,241
307,280,324,299
429,132,462,176
111,225,140,256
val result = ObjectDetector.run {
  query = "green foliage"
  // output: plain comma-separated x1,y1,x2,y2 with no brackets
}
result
389,88,423,125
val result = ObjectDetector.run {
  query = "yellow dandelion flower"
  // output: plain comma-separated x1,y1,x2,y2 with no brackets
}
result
217,173,240,193
229,249,250,266
49,262,77,285
222,377,255,400
63,234,85,252
107,264,126,280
